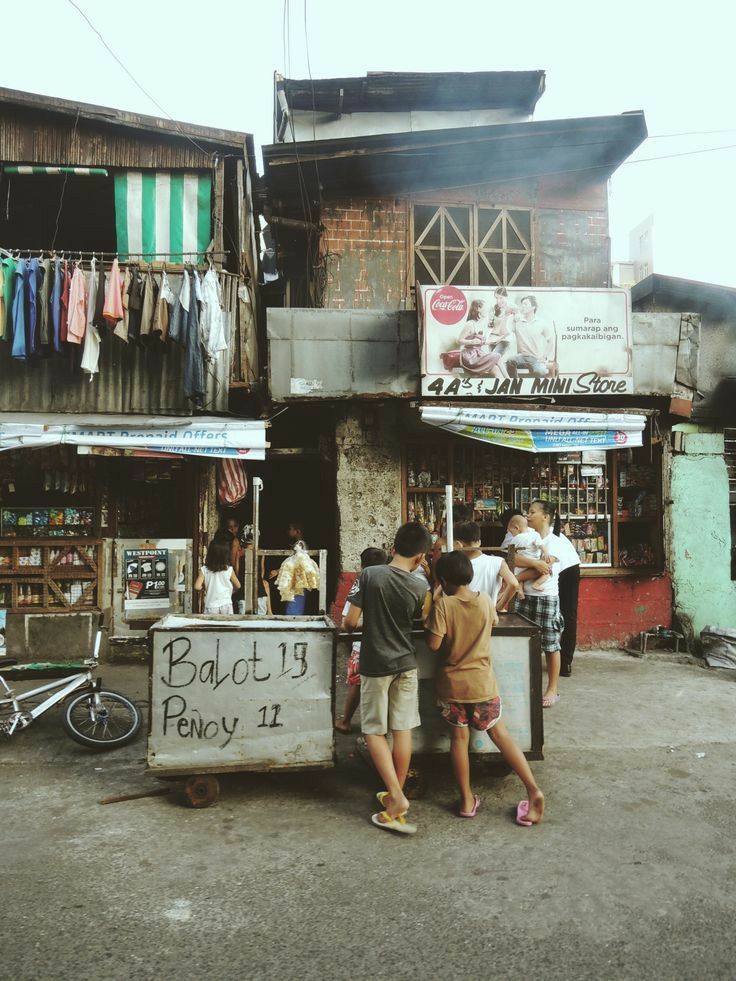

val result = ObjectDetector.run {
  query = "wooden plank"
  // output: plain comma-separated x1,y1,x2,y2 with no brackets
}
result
213,158,225,259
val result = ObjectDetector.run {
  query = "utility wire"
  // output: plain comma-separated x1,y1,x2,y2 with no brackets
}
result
65,0,217,161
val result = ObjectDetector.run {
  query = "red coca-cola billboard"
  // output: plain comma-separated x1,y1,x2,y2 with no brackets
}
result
418,282,633,398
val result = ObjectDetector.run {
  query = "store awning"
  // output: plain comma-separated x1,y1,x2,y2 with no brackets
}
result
420,405,646,453
0,414,268,460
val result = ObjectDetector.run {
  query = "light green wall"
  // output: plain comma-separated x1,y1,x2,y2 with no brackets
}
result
670,431,736,639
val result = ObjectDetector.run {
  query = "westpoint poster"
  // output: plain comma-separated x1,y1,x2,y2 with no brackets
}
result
419,285,632,398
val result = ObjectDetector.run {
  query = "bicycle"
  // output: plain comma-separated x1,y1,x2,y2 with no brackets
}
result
0,618,142,749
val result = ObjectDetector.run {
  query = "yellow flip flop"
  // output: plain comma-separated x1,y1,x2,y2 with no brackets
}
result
371,811,417,835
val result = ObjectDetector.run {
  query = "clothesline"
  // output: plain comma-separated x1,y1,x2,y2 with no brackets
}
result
0,248,230,259
0,254,230,404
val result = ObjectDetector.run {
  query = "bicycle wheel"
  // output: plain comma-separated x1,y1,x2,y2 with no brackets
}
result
61,690,142,750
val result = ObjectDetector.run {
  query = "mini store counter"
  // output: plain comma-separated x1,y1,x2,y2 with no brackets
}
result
337,612,544,762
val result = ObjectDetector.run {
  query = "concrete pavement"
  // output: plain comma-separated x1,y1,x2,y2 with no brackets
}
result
1,649,734,980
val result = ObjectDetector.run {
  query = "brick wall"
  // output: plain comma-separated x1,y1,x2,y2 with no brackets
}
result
321,199,409,309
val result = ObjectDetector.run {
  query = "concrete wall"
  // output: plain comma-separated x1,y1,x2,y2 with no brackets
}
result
669,428,736,640
334,402,402,585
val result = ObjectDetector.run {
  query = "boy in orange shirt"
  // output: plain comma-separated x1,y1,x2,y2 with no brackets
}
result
425,551,544,826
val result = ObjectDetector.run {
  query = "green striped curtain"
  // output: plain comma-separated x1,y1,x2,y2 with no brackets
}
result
114,171,211,263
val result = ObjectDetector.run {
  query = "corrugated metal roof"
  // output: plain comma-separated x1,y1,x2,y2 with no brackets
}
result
280,71,546,114
0,87,249,169
263,112,648,206
0,86,249,148
632,273,736,319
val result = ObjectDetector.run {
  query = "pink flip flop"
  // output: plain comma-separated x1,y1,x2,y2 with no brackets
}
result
542,693,561,708
459,795,481,818
516,800,533,827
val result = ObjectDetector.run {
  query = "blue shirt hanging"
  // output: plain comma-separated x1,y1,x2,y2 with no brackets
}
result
11,259,27,360
50,257,63,353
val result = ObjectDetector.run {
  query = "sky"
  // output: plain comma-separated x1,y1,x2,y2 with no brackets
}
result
3,0,736,286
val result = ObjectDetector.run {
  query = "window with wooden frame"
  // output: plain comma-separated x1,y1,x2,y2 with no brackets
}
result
412,204,533,287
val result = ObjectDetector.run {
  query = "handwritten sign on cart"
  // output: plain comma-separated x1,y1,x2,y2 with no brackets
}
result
147,617,335,774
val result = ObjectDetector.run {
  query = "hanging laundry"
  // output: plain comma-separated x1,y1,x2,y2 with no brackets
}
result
126,265,143,342
50,257,63,354
92,260,106,331
25,258,40,355
38,257,51,348
80,258,101,378
200,267,228,359
139,267,158,342
10,259,27,360
182,270,205,403
60,260,70,344
66,264,88,345
152,269,175,342
115,266,131,342
168,269,190,345
0,255,15,341
103,257,124,326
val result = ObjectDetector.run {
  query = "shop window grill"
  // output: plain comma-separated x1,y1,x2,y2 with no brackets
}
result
412,204,533,287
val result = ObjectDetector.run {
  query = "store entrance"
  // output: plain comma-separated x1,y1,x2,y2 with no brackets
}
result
221,452,335,614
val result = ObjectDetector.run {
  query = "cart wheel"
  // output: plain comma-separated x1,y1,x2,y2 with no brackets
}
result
184,774,219,808
404,767,425,800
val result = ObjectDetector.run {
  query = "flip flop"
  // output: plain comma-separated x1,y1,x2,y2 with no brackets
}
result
376,791,388,806
516,800,533,827
371,811,417,835
459,795,481,818
542,693,561,708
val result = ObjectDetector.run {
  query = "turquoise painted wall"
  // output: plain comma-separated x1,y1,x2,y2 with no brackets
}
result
670,431,736,639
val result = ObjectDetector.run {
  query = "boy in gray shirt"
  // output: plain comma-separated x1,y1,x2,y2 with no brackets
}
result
344,522,431,835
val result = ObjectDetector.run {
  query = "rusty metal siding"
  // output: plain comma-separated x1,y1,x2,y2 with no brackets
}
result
535,209,610,288
268,308,418,400
0,270,254,414
0,109,221,169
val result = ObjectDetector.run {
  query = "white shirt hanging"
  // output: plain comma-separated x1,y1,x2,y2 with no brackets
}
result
200,267,228,360
80,258,101,378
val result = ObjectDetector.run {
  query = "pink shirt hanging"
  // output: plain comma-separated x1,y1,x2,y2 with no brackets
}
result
103,258,125,325
60,260,70,343
66,264,88,344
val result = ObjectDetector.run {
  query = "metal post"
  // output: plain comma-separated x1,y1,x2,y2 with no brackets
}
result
252,477,263,614
445,484,454,553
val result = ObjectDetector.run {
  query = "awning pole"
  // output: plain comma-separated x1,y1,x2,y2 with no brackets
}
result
252,477,263,614
445,484,454,553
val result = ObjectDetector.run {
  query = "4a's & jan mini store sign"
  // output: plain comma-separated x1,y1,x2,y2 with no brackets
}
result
418,284,633,398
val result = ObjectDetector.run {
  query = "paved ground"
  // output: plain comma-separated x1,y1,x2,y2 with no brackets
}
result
1,649,735,980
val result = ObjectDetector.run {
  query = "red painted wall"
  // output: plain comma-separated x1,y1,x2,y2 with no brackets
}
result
332,569,673,649
578,575,672,648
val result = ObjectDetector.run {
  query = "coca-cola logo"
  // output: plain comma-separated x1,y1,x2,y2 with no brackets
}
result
429,286,467,326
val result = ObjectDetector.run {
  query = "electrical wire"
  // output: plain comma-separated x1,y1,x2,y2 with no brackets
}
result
65,0,217,162
51,110,81,250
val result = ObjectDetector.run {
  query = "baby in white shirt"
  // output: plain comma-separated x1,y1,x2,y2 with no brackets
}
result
497,513,557,608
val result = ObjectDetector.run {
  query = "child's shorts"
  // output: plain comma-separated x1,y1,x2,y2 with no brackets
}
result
439,697,502,731
346,643,361,687
360,669,420,735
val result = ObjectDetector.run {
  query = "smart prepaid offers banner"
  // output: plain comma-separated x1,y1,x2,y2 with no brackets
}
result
418,285,632,398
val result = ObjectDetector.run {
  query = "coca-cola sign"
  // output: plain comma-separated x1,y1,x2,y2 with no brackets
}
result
429,286,467,326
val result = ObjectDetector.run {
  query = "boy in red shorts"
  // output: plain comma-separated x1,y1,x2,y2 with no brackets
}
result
425,551,545,826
